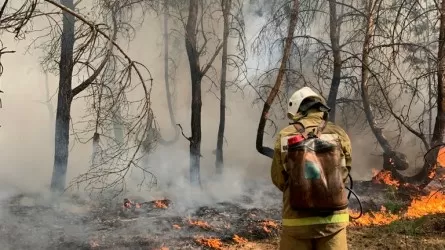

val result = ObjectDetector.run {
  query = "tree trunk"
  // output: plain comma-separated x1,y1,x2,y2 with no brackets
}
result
216,0,232,175
44,71,55,125
158,0,180,145
361,0,390,152
164,0,176,128
426,0,434,142
50,0,75,193
432,0,445,147
379,0,445,187
428,64,433,141
326,0,341,122
110,64,124,145
416,0,445,186
185,0,202,186
256,0,299,158
360,0,411,174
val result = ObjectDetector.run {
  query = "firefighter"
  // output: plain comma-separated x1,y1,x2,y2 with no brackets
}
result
271,86,352,250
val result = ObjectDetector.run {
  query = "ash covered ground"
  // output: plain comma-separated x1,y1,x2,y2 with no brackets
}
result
0,181,285,250
1,180,443,250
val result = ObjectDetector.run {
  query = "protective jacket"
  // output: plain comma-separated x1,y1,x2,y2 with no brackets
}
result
271,109,352,239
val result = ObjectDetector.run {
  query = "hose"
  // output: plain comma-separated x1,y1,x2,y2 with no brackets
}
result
346,173,363,220
347,173,353,199
346,187,363,220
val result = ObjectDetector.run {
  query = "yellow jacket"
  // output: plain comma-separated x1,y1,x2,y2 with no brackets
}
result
271,110,352,239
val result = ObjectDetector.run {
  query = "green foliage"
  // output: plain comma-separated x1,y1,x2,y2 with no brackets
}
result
382,186,405,213
383,200,404,214
386,216,428,236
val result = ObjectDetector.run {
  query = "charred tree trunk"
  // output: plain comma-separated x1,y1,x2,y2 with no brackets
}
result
360,0,410,175
190,76,202,186
361,0,392,154
50,0,75,193
378,0,445,187
256,0,299,158
50,2,116,193
215,0,232,175
417,0,445,186
185,0,202,186
326,0,341,122
428,64,433,141
362,1,436,186
432,1,445,147
426,1,434,142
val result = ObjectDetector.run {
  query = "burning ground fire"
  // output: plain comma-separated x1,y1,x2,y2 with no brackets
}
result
192,234,249,249
9,159,443,249
350,164,445,227
372,169,400,188
118,164,445,247
122,198,170,211
116,197,280,249
261,220,279,233
3,177,444,250
349,191,445,226
188,218,212,230
194,236,223,250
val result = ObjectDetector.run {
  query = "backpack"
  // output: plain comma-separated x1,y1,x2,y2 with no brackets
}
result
284,120,349,212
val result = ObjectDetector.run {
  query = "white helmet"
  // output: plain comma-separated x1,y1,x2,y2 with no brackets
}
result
287,87,327,119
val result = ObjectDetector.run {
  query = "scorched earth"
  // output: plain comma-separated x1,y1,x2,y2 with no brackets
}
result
1,174,444,250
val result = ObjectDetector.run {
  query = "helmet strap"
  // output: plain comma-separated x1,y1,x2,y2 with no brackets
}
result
322,111,329,121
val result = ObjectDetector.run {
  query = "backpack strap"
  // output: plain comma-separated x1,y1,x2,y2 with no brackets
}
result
293,122,308,139
316,119,327,137
293,120,327,139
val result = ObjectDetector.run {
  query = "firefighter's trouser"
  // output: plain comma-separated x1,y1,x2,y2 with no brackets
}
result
279,227,347,250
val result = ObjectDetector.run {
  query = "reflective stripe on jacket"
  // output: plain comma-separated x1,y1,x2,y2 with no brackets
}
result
282,213,349,227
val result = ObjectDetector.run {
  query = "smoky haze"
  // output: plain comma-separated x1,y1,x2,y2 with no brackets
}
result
0,1,412,209
0,5,278,207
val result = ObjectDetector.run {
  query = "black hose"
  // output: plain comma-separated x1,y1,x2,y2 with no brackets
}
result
259,147,274,159
347,173,353,199
346,187,363,219
346,173,363,220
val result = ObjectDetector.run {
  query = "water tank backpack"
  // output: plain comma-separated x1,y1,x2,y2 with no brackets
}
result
284,120,349,212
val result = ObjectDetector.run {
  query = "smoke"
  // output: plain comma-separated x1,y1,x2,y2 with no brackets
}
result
0,0,278,213
0,2,436,249
0,0,384,204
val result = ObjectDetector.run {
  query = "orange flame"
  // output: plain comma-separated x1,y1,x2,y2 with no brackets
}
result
194,236,223,250
172,224,181,230
261,220,278,233
428,147,445,179
352,157,445,227
188,218,211,230
405,192,445,218
372,169,400,188
233,234,248,244
154,200,168,209
350,191,445,226
350,206,399,226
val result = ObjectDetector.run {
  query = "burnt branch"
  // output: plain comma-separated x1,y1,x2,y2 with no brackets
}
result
176,123,191,142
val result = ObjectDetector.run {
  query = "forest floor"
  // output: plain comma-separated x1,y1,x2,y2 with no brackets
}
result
0,180,444,250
